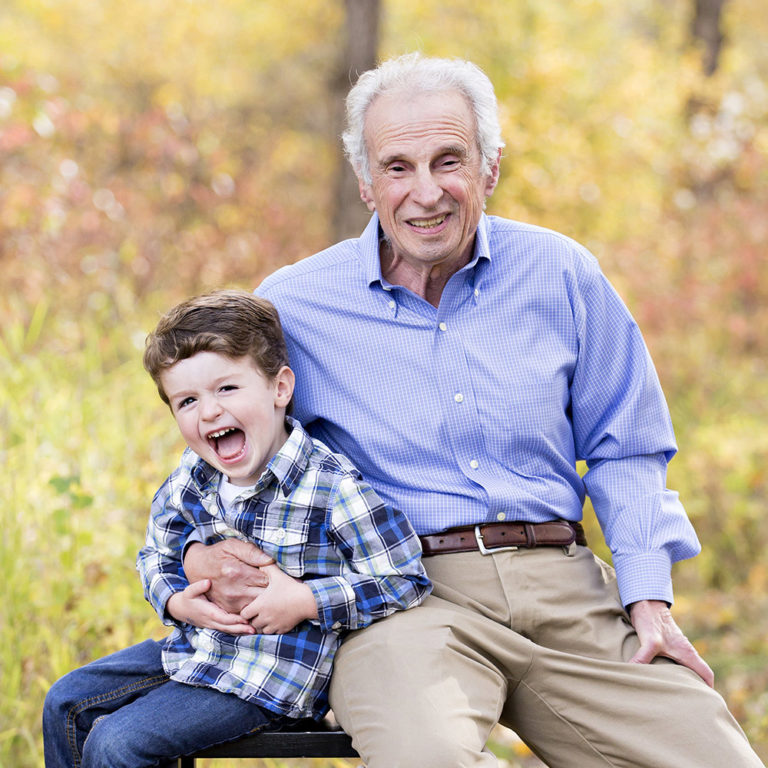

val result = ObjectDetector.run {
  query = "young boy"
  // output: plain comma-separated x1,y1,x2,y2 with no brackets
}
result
43,290,430,768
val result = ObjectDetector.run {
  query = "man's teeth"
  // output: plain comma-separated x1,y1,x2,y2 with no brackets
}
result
209,428,235,439
409,215,446,228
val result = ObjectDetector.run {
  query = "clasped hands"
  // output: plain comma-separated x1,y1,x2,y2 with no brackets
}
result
166,539,318,636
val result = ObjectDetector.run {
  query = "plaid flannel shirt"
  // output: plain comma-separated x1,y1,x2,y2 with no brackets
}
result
137,417,430,719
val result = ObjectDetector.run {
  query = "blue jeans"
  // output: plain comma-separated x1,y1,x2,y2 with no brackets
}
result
43,639,282,768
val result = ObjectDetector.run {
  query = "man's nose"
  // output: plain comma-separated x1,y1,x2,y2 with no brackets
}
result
410,167,443,208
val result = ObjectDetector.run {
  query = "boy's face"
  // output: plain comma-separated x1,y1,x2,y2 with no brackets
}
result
160,351,294,486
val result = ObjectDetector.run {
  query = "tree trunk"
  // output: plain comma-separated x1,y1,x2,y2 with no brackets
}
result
691,0,727,76
331,0,381,243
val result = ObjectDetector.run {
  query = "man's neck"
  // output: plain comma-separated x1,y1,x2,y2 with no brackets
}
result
380,239,473,308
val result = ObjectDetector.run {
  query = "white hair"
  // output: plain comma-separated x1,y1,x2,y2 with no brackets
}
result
342,52,505,184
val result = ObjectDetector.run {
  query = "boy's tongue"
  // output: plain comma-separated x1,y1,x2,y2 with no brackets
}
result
216,429,246,460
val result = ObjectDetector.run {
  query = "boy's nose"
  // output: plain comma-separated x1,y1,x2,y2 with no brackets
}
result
199,396,223,420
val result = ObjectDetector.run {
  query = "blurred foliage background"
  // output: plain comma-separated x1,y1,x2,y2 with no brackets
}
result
1,1,767,766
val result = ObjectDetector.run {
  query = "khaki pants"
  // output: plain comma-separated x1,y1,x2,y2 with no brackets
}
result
330,546,763,768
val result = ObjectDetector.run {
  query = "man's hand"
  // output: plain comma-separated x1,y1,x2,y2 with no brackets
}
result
166,580,255,634
183,539,274,614
240,564,319,635
628,599,714,687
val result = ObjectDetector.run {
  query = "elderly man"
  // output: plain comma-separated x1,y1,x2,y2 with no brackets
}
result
185,54,762,767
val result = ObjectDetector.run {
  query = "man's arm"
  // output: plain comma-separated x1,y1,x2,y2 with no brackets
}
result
182,539,274,614
566,247,709,680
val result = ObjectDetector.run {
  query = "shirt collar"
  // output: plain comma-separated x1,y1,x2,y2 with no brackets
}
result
360,213,385,287
266,415,315,495
360,212,493,288
188,415,314,497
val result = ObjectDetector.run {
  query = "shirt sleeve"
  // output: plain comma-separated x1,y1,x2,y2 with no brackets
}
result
307,475,431,631
568,246,701,607
136,475,194,626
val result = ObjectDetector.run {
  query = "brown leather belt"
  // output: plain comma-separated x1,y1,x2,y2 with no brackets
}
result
419,520,587,556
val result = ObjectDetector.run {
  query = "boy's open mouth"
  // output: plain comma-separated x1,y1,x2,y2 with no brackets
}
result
207,427,246,460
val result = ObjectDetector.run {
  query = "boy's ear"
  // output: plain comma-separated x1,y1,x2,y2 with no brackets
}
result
274,366,295,408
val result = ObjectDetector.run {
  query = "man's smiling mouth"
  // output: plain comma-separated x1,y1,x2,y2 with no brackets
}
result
408,215,447,229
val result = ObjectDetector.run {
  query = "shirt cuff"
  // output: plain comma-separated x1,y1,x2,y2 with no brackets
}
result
181,530,205,558
308,577,358,631
149,574,190,625
612,550,675,608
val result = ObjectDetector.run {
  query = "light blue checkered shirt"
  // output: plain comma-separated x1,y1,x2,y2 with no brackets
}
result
256,213,701,607
137,418,430,719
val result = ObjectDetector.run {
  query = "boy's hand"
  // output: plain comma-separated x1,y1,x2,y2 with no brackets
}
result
240,565,319,635
167,579,256,634
183,540,274,614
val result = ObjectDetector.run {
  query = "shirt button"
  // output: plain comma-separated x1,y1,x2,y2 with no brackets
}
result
438,322,447,332
469,459,479,469
496,512,506,521
274,528,286,541
474,288,480,297
332,621,342,630
454,393,464,403
388,300,396,309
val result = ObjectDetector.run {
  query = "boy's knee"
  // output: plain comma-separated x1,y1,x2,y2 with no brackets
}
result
44,675,77,722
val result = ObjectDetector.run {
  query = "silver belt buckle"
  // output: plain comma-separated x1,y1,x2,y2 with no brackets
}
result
474,525,518,555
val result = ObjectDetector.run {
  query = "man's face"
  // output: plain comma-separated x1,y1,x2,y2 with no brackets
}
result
359,88,499,274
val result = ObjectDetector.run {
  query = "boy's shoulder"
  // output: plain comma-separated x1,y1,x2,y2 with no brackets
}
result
277,421,374,505
308,437,361,480
288,421,361,482
152,447,219,505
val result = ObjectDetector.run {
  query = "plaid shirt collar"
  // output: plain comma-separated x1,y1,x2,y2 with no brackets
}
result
187,415,313,498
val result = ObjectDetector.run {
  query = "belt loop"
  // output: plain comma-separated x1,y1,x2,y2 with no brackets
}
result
524,523,536,548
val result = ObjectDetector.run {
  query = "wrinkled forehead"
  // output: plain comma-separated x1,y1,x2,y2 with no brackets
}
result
364,88,480,159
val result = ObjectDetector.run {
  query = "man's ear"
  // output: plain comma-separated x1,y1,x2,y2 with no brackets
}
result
358,177,376,212
273,366,295,408
484,148,502,197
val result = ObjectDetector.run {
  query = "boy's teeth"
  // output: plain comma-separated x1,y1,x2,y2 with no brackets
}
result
410,215,446,228
210,428,234,438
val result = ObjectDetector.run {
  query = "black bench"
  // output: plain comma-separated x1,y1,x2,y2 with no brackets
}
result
177,718,358,766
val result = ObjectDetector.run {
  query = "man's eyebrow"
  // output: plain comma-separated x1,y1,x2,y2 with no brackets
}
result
437,145,470,159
